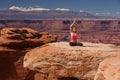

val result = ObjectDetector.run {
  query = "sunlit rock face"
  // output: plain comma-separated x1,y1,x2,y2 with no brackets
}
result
24,42,120,80
94,58,120,80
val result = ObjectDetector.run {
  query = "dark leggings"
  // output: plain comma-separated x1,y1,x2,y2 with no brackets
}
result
69,42,83,46
69,42,77,46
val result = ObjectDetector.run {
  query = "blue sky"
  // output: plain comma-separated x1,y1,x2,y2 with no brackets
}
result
0,0,120,17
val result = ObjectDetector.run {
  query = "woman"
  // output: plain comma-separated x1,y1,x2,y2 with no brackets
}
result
69,19,78,46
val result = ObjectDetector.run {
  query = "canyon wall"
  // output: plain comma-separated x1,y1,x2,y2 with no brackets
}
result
0,19,120,45
0,19,120,29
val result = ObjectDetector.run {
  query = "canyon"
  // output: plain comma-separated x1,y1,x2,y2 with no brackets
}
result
0,19,120,45
0,19,119,80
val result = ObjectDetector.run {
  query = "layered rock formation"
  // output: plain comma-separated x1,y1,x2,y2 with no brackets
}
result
0,28,57,49
0,19,120,45
0,28,57,80
24,42,120,80
94,58,120,80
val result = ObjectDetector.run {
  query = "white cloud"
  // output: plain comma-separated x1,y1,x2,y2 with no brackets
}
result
9,6,70,12
95,12,111,16
9,6,50,11
79,10,92,14
55,8,70,11
79,10,84,12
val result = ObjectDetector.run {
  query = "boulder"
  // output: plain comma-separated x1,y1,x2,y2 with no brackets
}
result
94,58,120,80
23,42,120,80
0,28,57,49
1,28,41,39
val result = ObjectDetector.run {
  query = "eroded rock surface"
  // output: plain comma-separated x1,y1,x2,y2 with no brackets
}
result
0,27,57,80
0,28,57,49
24,42,120,80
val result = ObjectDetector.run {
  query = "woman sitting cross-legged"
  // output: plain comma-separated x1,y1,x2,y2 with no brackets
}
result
69,19,83,46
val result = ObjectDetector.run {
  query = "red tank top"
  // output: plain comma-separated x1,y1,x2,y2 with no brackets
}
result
71,33,77,43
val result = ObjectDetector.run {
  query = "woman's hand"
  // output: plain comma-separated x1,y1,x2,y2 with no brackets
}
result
73,18,76,23
70,18,76,27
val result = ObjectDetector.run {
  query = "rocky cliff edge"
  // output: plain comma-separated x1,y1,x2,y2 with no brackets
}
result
24,42,120,80
0,27,57,80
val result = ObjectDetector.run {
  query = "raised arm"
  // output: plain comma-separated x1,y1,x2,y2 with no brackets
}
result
70,19,78,33
70,19,76,27
70,19,76,32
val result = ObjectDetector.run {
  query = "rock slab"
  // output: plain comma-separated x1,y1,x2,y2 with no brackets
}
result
24,42,120,80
